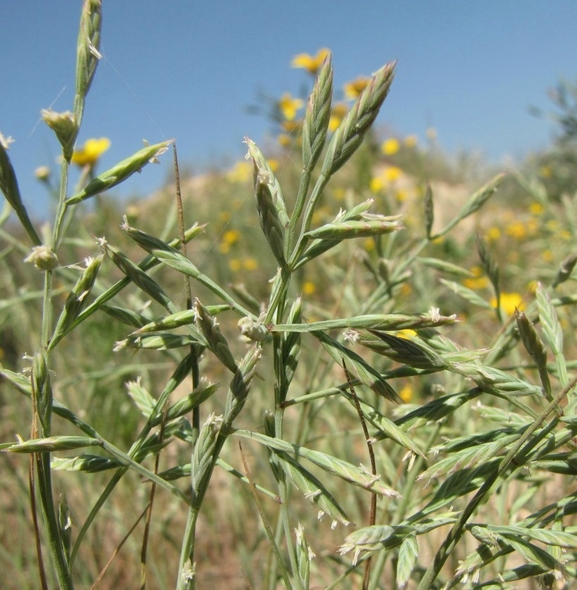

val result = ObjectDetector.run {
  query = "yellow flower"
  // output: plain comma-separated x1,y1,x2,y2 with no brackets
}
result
529,202,544,215
485,227,501,242
329,103,348,132
542,250,553,262
278,134,292,147
227,161,252,183
291,48,331,75
399,383,414,403
404,135,418,148
229,259,242,272
344,76,371,100
281,119,303,133
363,238,375,251
223,229,240,245
426,127,437,140
370,176,385,193
505,221,527,239
278,92,303,121
302,281,316,295
491,292,524,315
539,165,552,178
381,138,400,156
383,166,402,183
395,188,409,202
243,258,258,271
71,137,110,167
397,329,417,339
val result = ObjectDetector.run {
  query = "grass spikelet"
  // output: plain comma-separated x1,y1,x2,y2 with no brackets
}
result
0,137,41,245
322,60,396,176
49,255,104,350
515,309,552,399
195,299,238,374
66,141,171,204
101,240,177,312
302,53,333,171
74,0,102,131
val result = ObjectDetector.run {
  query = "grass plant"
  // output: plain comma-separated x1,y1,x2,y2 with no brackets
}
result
2,3,577,589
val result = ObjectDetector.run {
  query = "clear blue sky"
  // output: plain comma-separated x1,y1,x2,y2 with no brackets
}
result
2,1,577,218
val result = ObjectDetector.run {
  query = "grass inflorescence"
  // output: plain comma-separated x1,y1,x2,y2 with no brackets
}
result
2,3,577,590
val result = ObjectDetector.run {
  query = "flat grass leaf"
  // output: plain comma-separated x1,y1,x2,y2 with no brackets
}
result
234,430,400,497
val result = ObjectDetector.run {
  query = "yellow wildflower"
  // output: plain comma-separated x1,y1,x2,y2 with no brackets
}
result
399,383,414,403
291,48,330,75
542,250,553,262
395,188,409,202
363,238,375,251
539,165,552,178
344,76,371,100
243,258,258,271
381,138,400,156
281,119,303,133
229,259,242,272
404,135,418,148
278,93,303,121
278,134,292,147
505,221,527,239
426,127,437,140
491,292,524,315
223,229,240,245
302,281,316,295
71,137,110,167
329,103,348,132
370,176,385,193
485,227,501,242
227,161,252,183
383,166,402,183
529,202,544,215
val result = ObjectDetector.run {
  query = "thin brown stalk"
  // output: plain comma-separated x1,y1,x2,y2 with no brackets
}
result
343,360,377,590
90,503,151,590
139,401,170,590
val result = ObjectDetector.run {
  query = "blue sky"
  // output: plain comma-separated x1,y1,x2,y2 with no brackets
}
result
2,1,577,218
